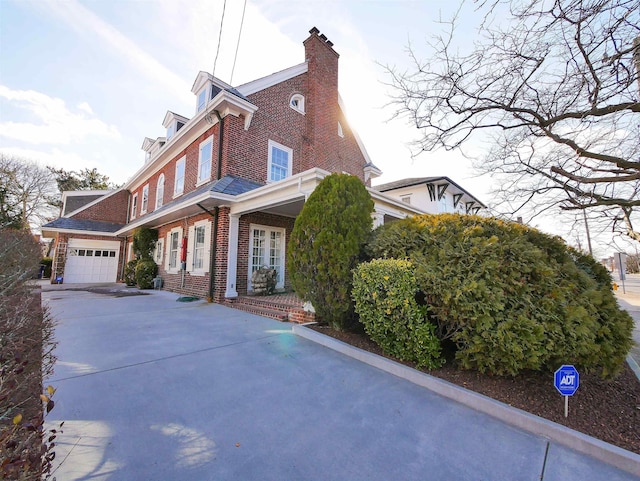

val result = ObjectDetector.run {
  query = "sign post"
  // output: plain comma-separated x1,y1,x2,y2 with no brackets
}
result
614,252,627,293
554,365,579,418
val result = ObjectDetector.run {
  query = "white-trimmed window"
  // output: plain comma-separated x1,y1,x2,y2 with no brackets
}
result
248,224,285,290
197,136,213,184
131,193,138,220
154,239,164,265
165,227,183,272
268,140,292,182
289,94,304,113
196,87,208,113
174,157,185,196
186,220,211,275
156,174,165,209
141,184,149,214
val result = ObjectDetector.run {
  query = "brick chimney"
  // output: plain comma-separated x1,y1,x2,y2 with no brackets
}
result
302,27,341,172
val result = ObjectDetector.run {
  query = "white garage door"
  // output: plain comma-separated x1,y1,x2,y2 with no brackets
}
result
64,239,120,283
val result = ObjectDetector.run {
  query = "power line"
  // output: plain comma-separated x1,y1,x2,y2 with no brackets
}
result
212,0,227,78
230,0,248,85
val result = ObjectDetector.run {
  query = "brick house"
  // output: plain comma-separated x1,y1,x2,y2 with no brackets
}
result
43,27,425,302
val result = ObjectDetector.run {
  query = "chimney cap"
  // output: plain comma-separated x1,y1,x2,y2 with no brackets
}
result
319,34,327,41
326,40,334,47
309,26,320,35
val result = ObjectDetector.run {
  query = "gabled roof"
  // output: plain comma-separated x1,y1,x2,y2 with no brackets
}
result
373,176,486,208
374,177,445,192
42,218,125,234
62,191,113,215
237,62,309,96
162,111,189,127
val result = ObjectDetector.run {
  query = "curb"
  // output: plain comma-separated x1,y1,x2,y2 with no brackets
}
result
628,355,640,382
292,324,640,478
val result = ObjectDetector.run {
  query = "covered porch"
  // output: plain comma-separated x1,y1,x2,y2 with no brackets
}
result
222,168,426,300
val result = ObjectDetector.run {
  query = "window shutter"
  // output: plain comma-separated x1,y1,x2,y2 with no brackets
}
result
203,221,212,273
164,232,171,271
186,226,195,272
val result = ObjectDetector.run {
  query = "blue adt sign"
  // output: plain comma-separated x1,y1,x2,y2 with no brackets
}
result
554,365,579,396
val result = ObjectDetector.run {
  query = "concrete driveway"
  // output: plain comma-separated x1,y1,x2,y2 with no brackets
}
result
42,285,638,480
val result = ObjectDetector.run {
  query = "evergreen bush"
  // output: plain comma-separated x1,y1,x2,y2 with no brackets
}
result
133,227,158,260
124,260,137,287
135,259,158,289
367,214,633,377
40,257,52,278
353,259,443,369
287,173,374,330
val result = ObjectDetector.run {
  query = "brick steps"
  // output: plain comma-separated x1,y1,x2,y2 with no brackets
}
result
226,298,289,321
225,294,312,323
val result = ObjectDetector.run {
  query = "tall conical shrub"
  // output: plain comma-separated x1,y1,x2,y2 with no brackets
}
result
287,173,374,330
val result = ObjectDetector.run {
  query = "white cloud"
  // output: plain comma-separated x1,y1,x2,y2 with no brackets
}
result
77,101,94,115
0,85,120,145
30,0,193,106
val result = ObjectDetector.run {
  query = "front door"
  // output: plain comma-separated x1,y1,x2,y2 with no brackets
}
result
248,225,285,291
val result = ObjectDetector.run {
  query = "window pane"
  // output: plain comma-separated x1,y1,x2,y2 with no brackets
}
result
156,176,165,209
197,89,207,112
86,250,93,257
198,141,212,182
194,226,206,269
175,159,185,195
270,147,289,181
251,229,266,272
109,251,116,257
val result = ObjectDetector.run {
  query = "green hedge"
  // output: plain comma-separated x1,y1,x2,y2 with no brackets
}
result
367,214,633,377
124,260,137,287
135,259,158,289
353,259,443,369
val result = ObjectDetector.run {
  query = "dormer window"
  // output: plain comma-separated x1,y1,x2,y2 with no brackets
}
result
290,94,305,113
163,112,189,143
197,87,208,113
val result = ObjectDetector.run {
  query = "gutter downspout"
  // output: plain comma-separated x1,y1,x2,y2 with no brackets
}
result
206,110,224,302
120,192,132,282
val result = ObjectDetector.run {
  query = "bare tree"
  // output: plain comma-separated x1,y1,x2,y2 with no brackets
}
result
386,0,640,242
0,154,58,230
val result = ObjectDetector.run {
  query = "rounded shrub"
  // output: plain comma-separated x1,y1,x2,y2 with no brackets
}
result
368,214,633,377
353,259,443,369
287,173,374,330
124,260,137,287
135,259,158,289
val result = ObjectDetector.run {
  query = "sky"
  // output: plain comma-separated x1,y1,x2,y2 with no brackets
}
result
0,0,629,258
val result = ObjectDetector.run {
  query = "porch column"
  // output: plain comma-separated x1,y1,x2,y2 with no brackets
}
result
372,211,385,228
225,213,240,298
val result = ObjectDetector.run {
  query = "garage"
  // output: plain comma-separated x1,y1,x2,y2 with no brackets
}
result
63,239,121,283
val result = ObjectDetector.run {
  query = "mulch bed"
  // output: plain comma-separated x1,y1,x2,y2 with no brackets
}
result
309,324,640,454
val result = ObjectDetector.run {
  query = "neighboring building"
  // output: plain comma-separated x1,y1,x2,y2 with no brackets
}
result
42,27,423,300
373,176,485,215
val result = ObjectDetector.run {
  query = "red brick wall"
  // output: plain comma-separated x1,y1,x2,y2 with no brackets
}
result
71,190,129,224
129,124,221,222
222,30,370,185
155,212,213,297
224,75,307,184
